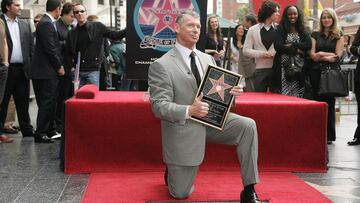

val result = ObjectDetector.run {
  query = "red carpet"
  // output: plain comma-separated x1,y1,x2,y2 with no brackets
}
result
82,172,331,203
65,92,327,173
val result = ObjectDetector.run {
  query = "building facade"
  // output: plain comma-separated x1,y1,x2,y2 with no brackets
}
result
211,0,247,22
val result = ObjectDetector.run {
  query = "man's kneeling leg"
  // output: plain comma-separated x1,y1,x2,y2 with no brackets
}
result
167,164,198,199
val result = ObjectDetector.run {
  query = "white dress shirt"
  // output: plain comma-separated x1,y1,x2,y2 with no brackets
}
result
4,14,23,63
260,23,276,31
175,42,205,119
175,42,204,78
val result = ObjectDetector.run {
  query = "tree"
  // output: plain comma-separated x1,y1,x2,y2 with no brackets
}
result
236,4,249,24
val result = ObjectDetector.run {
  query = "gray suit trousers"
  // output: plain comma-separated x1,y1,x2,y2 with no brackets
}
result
167,113,260,199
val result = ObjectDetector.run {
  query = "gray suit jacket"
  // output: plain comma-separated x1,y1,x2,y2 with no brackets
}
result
148,46,216,166
0,14,34,78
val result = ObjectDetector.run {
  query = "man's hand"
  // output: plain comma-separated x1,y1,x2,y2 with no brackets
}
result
218,50,225,58
230,85,242,97
189,93,209,118
58,66,65,76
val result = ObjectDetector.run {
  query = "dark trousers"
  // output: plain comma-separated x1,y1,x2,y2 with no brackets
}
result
253,68,272,92
33,78,59,135
54,76,73,132
354,82,360,140
0,64,33,135
308,68,336,141
0,64,8,104
319,96,336,141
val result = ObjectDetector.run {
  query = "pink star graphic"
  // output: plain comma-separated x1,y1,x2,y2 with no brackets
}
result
207,74,233,101
151,0,178,36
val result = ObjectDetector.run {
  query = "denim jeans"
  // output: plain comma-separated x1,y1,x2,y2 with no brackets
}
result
0,64,8,103
79,70,100,88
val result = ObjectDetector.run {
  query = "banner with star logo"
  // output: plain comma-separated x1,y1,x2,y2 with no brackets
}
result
126,0,207,79
190,64,242,130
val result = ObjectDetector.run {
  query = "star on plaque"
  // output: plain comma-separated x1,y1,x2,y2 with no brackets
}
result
207,74,232,101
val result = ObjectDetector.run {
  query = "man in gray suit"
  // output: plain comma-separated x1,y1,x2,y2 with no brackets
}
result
0,0,35,138
148,11,267,203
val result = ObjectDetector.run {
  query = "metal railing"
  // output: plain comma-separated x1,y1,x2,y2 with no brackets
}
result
337,64,357,115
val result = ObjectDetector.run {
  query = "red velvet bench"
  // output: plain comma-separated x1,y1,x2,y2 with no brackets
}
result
64,86,327,174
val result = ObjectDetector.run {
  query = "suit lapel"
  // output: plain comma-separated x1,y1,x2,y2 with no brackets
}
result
170,47,198,91
18,20,26,54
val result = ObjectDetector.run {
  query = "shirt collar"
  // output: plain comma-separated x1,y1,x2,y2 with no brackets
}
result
4,14,18,23
45,13,57,23
260,23,275,30
175,42,196,59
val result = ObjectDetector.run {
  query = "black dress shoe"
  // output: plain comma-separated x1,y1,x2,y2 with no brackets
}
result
240,190,269,203
22,132,35,137
22,130,35,137
35,135,55,143
164,167,168,186
347,138,360,146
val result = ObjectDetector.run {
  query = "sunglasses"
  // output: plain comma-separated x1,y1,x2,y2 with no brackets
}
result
74,10,86,14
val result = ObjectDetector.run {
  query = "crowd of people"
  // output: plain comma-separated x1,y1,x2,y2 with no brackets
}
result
0,0,126,143
205,2,359,147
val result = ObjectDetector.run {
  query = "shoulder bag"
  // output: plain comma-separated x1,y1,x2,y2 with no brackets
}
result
318,62,349,97
284,55,304,78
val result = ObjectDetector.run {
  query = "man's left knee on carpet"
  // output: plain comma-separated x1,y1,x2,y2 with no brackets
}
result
168,185,194,199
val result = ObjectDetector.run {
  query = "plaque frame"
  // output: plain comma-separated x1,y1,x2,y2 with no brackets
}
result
190,64,242,130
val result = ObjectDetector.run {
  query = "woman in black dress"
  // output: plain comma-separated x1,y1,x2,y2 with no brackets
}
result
272,5,311,97
205,16,224,67
310,8,344,144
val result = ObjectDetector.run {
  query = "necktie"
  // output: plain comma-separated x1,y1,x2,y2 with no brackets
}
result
53,21,57,31
190,51,201,87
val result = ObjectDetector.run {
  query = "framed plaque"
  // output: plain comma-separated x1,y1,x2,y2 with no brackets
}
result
190,64,242,130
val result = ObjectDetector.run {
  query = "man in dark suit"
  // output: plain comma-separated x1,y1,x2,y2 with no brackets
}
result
349,27,360,146
148,11,268,203
29,0,64,143
0,0,35,138
53,2,74,135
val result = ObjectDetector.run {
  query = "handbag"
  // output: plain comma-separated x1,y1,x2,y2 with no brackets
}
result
284,55,304,78
318,63,349,97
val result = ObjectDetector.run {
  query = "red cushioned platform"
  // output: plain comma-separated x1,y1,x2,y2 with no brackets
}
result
75,84,98,99
82,172,332,203
65,92,327,173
